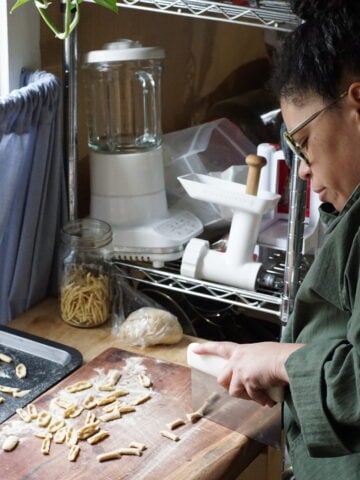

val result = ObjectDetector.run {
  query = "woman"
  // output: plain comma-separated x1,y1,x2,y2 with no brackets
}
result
192,3,360,478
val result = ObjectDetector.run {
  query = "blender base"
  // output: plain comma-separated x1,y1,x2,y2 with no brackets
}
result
110,210,203,268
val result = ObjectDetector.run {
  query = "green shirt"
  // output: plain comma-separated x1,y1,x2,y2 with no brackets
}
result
281,184,360,480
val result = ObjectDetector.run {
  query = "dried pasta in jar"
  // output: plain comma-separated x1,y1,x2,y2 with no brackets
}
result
59,219,112,328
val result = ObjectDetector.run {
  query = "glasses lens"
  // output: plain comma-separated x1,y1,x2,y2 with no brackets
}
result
283,132,309,165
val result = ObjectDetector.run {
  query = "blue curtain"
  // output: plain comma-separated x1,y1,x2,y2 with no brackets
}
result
0,69,68,324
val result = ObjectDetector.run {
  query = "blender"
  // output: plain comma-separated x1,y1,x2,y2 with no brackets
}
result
83,40,202,267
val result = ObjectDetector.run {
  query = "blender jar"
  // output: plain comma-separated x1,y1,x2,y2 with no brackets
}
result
83,39,165,153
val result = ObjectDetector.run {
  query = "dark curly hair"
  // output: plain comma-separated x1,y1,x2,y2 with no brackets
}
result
289,0,358,20
271,3,360,101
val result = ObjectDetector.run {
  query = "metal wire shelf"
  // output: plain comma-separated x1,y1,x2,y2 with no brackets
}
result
112,260,283,320
114,0,300,31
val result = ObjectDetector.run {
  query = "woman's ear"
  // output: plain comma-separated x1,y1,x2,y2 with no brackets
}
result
348,82,360,106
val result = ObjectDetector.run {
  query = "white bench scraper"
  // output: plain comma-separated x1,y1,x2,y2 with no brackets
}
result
187,343,283,448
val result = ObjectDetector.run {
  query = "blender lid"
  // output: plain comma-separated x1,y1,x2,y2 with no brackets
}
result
83,39,165,64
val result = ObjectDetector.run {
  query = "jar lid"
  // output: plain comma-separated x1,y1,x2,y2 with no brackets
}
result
61,218,112,249
83,39,165,65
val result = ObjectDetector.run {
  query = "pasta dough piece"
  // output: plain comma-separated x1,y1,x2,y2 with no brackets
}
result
166,418,185,430
118,307,183,347
37,411,52,427
65,381,93,393
13,389,31,398
66,426,78,446
85,411,97,424
64,404,84,419
107,369,122,387
77,423,100,440
129,441,147,451
87,430,109,445
82,395,97,410
53,397,73,409
0,353,12,363
160,430,180,442
99,409,121,422
138,372,152,388
16,407,32,423
118,447,142,456
54,427,67,444
48,419,65,433
0,385,19,394
68,444,80,462
27,403,38,419
2,435,19,451
130,393,151,406
34,432,53,440
41,437,51,455
15,363,27,379
97,450,121,462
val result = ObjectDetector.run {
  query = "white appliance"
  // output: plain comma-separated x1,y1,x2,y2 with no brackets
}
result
83,40,202,267
179,155,281,291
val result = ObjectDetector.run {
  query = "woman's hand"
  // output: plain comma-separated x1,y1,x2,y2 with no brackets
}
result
191,341,304,407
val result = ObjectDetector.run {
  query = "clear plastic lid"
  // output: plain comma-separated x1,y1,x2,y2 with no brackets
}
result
83,39,165,64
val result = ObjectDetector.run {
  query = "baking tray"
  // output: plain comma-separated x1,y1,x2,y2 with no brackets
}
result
0,326,82,423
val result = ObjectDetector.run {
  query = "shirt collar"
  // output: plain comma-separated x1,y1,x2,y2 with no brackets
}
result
319,184,360,230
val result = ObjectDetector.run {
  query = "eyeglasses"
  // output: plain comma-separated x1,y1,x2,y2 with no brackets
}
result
283,90,348,166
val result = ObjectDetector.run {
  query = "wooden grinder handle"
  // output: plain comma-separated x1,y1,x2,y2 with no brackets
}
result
245,154,267,196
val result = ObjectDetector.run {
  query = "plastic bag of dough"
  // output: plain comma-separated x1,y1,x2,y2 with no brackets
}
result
118,307,183,347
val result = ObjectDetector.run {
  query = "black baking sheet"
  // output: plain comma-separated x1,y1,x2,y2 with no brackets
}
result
0,326,82,423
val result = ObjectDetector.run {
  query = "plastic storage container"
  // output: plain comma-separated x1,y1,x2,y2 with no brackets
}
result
59,218,113,327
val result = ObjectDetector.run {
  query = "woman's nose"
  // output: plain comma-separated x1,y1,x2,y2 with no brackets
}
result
298,159,311,180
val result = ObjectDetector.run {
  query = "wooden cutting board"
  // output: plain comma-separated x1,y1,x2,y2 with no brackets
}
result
0,348,254,480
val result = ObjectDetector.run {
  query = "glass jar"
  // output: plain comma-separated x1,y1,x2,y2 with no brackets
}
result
59,218,112,328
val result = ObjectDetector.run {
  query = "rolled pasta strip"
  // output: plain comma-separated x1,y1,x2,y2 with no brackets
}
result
13,389,31,398
77,423,100,440
68,444,80,462
97,450,121,462
87,430,109,445
0,353,12,363
130,393,151,406
166,418,185,430
138,372,152,388
118,447,142,456
129,441,147,451
65,381,93,394
160,430,180,442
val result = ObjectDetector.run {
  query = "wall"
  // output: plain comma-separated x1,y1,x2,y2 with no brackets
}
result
0,0,40,96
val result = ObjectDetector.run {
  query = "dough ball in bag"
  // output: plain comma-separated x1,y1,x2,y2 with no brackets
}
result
119,307,183,347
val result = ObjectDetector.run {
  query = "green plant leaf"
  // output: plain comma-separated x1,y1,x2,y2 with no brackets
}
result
10,0,31,14
93,0,118,14
10,0,118,39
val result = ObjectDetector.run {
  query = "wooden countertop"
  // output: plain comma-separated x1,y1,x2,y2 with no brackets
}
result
6,297,268,479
